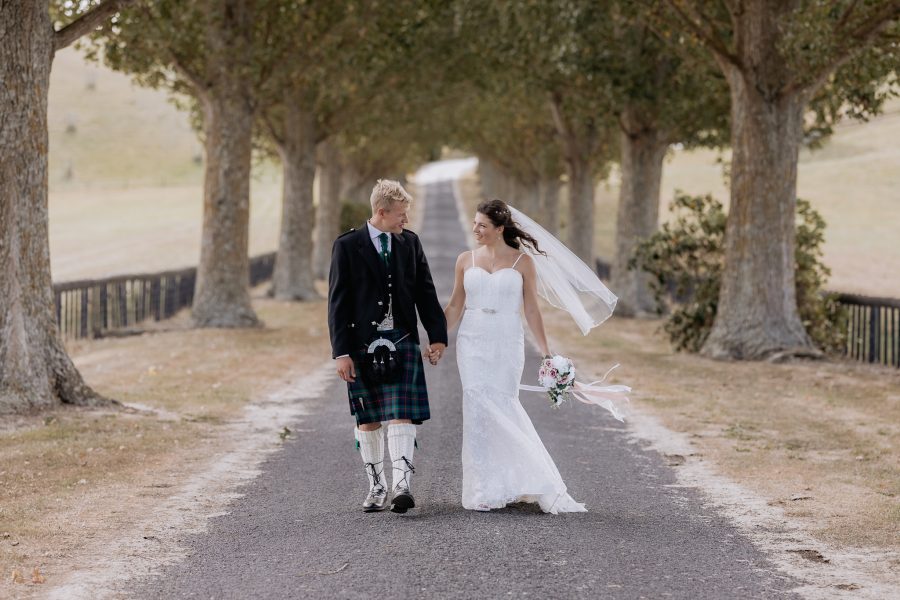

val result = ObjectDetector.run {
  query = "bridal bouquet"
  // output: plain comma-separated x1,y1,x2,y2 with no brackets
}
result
538,355,576,408
524,356,630,421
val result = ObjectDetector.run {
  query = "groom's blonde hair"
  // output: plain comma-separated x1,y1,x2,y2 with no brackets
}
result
370,179,412,213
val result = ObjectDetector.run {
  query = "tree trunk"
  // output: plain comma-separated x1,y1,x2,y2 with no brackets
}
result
271,102,320,300
191,0,259,327
313,138,342,279
341,167,371,206
700,3,815,359
611,116,667,316
478,158,499,199
481,159,513,203
192,91,259,326
520,179,541,218
0,2,109,413
701,69,812,358
539,176,560,235
565,156,595,263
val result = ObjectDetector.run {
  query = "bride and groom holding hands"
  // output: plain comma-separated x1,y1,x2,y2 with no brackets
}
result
328,179,622,515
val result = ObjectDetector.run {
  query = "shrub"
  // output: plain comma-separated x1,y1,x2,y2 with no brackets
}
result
630,192,847,353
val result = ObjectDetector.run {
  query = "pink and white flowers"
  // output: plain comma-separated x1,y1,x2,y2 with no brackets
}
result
538,355,576,408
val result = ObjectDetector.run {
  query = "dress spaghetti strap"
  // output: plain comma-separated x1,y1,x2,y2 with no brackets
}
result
471,250,476,268
511,253,525,269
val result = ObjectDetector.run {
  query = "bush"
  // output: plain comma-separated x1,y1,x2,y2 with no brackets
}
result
630,192,847,353
340,201,372,233
794,200,848,353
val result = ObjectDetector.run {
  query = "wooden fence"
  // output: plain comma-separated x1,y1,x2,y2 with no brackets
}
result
836,293,900,368
596,258,899,368
53,253,276,340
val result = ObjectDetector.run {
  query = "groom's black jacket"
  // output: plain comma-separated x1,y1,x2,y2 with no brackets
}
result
327,225,448,359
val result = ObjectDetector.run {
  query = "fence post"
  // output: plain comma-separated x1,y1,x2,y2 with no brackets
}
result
55,291,63,337
151,278,161,320
118,282,128,327
868,306,879,364
79,288,89,338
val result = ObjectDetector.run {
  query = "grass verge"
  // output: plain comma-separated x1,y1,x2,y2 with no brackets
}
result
0,287,331,594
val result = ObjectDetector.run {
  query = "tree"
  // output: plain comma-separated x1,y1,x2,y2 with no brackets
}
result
473,1,729,313
90,0,294,327
256,2,352,300
447,79,565,232
451,1,617,259
658,0,900,359
0,0,129,413
312,138,343,279
268,0,451,284
604,3,729,316
503,1,618,263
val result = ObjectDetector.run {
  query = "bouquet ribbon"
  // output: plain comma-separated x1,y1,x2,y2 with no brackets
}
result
520,364,630,422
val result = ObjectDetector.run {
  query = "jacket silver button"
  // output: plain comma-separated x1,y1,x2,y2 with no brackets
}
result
378,301,383,306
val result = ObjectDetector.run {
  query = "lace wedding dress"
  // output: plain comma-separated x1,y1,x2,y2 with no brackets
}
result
456,254,587,514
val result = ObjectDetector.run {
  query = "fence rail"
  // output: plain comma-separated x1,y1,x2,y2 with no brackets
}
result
835,292,900,368
53,253,276,340
596,258,899,368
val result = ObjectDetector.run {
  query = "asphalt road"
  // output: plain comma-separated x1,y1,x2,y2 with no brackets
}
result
133,180,800,599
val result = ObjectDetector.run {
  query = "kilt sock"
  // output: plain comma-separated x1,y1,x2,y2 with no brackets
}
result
388,423,416,492
355,427,386,494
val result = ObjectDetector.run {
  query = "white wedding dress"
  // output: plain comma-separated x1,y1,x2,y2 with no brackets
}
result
456,254,587,514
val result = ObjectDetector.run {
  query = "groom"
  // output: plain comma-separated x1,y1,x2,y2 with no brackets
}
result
328,179,447,514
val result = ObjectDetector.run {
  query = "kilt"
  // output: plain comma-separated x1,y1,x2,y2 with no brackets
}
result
346,329,430,425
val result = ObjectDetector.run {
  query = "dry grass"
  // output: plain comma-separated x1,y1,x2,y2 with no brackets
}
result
49,48,203,188
49,182,282,282
0,287,331,592
48,48,284,283
542,311,900,552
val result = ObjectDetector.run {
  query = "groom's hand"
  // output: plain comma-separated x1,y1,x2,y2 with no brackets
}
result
425,343,446,365
335,356,356,383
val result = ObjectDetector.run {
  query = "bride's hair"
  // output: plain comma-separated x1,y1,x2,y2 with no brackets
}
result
476,199,546,256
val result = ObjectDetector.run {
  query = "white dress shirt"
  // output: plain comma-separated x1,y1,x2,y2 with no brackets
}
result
367,221,391,254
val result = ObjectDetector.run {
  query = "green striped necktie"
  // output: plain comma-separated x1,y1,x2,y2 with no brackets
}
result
378,232,390,266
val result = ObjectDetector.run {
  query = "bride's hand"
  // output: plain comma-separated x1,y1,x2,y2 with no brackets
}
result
425,343,446,365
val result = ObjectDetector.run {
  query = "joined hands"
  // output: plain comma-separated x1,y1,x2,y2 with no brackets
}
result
425,343,446,366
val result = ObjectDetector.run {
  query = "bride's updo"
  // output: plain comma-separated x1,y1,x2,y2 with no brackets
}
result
476,199,546,256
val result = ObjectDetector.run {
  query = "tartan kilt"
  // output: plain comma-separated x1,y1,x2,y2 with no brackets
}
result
346,329,430,425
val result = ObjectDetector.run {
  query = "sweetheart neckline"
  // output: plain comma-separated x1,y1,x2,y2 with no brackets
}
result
465,266,522,278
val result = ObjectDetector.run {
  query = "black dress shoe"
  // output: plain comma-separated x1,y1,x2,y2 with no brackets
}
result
390,487,415,513
363,488,389,512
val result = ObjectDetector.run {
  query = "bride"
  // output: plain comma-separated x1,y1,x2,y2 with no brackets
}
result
443,199,619,514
